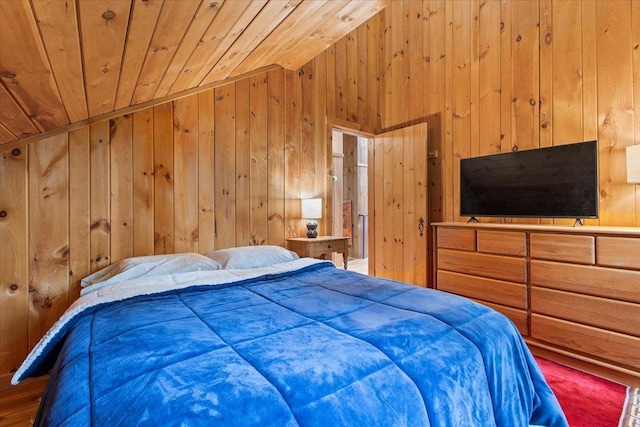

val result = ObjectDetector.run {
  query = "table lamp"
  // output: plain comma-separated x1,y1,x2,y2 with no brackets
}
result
301,198,322,238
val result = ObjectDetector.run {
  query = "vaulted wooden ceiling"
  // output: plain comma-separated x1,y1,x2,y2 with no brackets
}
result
0,0,388,147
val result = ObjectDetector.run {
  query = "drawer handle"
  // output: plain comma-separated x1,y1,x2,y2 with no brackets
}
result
328,244,333,248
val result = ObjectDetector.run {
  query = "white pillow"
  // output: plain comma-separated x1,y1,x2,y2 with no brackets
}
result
80,253,221,294
205,245,299,269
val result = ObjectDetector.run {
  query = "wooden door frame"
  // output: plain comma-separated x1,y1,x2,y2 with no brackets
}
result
326,118,375,267
326,116,439,286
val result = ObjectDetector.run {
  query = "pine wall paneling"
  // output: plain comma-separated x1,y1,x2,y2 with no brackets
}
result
110,114,134,261
132,108,156,257
153,103,174,254
235,78,251,247
284,69,301,238
634,1,640,224
28,134,69,350
0,147,28,386
596,0,635,226
173,97,199,253
69,128,90,300
0,66,337,388
376,0,640,227
267,69,286,246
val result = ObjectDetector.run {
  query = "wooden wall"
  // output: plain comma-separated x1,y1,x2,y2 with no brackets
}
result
3,0,640,388
377,0,640,227
0,16,383,387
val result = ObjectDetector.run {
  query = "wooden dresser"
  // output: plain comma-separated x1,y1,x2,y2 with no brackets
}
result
433,222,640,387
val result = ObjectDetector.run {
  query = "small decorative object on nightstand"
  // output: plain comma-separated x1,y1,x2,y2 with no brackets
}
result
301,198,322,238
286,236,349,269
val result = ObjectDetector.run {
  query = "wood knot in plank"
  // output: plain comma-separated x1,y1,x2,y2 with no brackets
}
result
29,286,53,309
90,219,111,233
102,10,116,21
56,245,70,261
93,254,109,264
11,148,21,156
268,213,284,222
109,119,117,137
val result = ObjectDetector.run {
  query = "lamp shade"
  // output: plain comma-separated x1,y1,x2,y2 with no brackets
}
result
628,145,640,184
301,198,322,219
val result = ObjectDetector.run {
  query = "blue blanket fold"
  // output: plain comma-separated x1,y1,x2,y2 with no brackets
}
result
31,262,567,427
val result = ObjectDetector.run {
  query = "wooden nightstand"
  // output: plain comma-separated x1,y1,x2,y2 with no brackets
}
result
286,236,349,269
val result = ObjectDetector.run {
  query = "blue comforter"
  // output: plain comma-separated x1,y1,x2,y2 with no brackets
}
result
26,262,567,426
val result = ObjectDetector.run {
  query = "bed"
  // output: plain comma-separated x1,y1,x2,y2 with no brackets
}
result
13,247,568,427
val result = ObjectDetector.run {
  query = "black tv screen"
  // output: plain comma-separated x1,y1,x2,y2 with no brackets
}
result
460,141,599,219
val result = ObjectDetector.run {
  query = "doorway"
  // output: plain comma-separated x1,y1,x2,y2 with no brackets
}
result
331,130,370,273
332,123,429,287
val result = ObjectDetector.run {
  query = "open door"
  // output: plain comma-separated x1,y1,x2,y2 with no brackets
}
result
368,123,428,287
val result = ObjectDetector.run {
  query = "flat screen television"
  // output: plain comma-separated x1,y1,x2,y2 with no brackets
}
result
460,140,599,220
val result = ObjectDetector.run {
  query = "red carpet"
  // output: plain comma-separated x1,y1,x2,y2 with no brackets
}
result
535,357,630,427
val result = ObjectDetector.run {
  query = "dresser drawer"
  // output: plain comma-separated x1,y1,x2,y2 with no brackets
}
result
437,270,526,309
531,314,640,371
597,237,640,269
530,260,640,303
437,248,526,283
530,233,595,264
437,228,476,251
477,230,526,256
531,287,640,336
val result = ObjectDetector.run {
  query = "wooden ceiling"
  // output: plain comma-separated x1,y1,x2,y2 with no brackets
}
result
0,0,388,147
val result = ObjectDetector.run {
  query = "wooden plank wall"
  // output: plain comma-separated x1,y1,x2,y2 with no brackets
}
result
377,0,640,227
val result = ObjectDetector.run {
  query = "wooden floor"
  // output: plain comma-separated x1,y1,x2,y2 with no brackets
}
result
0,376,47,427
